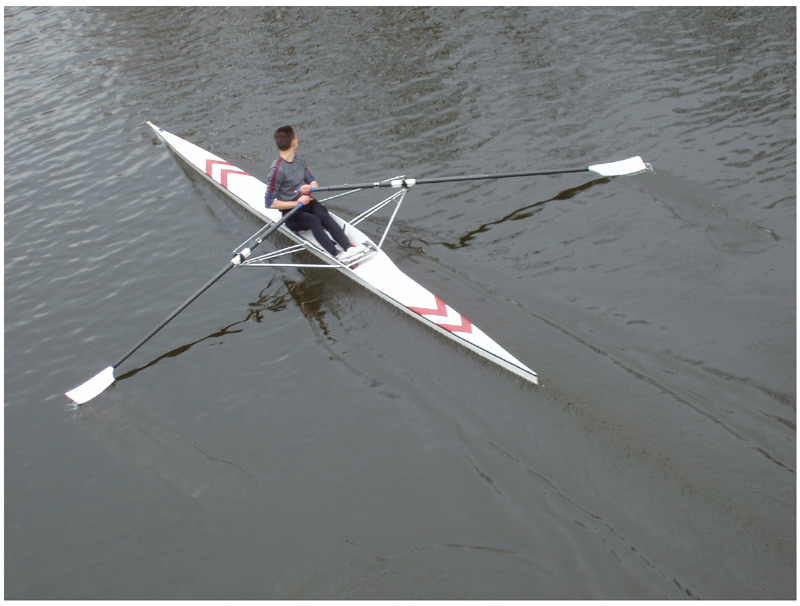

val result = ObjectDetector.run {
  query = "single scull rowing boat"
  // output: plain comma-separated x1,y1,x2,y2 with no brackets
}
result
66,122,647,404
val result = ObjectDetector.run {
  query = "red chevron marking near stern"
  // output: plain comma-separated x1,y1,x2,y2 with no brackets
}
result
408,296,473,334
205,159,251,189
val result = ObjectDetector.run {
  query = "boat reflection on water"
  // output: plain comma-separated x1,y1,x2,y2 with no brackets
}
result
249,274,335,340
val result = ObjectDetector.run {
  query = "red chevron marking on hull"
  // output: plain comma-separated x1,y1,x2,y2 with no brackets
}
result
409,296,473,334
205,159,250,189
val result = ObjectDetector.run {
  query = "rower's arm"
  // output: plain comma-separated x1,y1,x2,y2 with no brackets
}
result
269,198,302,210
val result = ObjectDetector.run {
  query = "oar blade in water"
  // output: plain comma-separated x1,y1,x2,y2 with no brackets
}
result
589,156,648,177
65,366,116,405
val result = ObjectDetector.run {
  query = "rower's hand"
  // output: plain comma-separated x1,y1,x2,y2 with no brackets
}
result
297,195,313,206
298,184,313,195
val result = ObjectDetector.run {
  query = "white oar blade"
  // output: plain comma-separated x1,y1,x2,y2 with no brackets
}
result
65,366,116,405
589,156,648,177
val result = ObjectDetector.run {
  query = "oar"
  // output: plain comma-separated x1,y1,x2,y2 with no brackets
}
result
65,203,306,405
308,156,649,192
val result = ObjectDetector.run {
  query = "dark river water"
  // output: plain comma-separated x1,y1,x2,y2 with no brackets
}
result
5,6,795,599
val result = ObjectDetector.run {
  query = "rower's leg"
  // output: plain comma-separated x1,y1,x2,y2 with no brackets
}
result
307,199,352,251
286,210,340,257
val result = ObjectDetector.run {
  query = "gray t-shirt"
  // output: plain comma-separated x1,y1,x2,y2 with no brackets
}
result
264,153,316,208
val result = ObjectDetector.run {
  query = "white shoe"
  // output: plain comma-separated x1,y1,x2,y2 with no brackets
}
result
338,244,367,261
336,249,357,263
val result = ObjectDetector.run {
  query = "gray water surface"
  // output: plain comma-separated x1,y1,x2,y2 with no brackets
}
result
5,6,795,599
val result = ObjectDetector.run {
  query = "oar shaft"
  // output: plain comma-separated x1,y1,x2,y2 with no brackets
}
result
112,203,304,369
112,263,234,368
66,203,307,405
411,167,589,186
312,168,589,192
310,156,648,193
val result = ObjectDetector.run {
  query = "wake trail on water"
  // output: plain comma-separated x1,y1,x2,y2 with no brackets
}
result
74,397,259,510
630,171,778,255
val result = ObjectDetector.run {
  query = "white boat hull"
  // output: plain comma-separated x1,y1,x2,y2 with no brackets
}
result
147,122,538,385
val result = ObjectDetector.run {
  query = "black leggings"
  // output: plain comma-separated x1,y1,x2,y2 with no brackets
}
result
284,199,351,256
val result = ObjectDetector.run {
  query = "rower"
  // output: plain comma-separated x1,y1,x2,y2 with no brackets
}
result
264,126,366,263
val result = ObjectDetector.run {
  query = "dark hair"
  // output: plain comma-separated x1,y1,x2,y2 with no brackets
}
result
274,126,295,151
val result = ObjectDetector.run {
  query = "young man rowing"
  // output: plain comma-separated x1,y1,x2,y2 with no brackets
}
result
265,126,366,262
